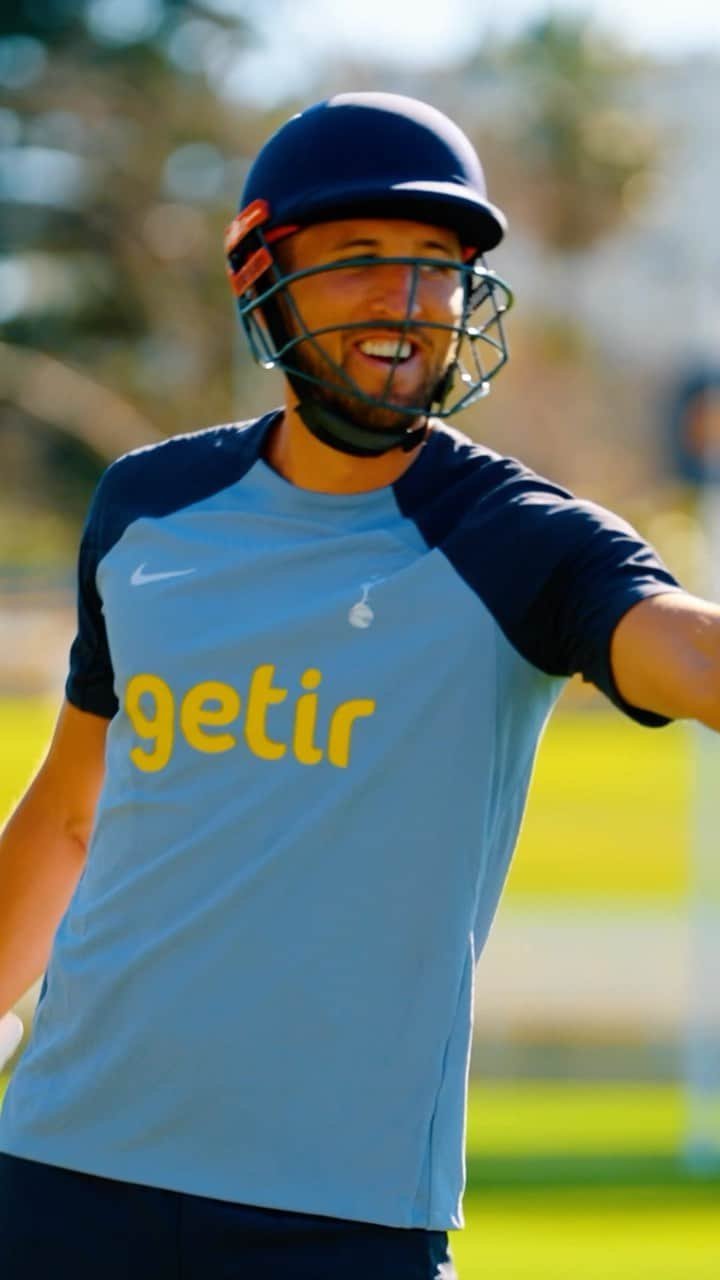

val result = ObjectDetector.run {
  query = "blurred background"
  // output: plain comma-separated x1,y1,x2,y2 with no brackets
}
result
1,1,719,1276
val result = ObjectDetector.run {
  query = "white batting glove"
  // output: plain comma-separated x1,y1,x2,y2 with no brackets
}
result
0,1012,24,1072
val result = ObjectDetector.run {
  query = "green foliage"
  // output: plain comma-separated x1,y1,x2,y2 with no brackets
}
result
2,1,226,49
0,411,105,547
1,0,262,454
495,14,659,250
1,0,87,46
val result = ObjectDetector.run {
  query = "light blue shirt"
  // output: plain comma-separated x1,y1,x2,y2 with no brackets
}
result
0,414,679,1227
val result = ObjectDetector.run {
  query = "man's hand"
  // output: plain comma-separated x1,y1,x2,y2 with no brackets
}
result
611,591,720,729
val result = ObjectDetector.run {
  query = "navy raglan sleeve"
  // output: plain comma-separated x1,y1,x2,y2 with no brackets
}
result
507,493,683,725
63,419,269,720
65,473,119,719
397,438,684,728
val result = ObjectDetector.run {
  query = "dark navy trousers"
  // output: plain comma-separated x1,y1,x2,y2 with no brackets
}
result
0,1153,457,1278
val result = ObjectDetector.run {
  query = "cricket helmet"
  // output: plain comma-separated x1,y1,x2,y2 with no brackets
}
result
225,92,513,457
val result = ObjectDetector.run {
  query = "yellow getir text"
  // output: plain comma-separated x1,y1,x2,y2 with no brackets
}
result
125,666,375,772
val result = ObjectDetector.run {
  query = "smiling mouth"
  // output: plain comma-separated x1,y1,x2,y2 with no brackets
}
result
353,337,419,365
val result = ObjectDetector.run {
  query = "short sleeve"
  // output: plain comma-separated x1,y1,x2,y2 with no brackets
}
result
394,430,685,728
65,479,118,719
61,419,271,720
513,498,683,726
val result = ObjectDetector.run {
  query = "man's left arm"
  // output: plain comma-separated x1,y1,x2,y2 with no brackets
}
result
611,591,720,731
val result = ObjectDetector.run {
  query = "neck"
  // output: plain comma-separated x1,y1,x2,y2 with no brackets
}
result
264,396,427,494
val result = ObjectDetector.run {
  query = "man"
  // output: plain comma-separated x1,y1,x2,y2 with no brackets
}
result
0,92,718,1279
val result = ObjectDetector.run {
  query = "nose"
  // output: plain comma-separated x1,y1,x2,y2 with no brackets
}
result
366,262,423,320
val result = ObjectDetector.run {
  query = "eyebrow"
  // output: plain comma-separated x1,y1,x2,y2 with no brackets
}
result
330,236,456,257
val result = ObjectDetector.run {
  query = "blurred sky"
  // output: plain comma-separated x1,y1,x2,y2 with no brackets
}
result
221,0,720,104
285,0,720,62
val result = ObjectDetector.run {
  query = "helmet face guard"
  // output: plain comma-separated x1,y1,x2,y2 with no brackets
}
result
226,94,513,454
225,200,513,424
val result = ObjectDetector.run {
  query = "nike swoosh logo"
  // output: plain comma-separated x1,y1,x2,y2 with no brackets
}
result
131,564,197,587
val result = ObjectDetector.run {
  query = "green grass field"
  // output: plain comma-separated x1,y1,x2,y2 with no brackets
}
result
0,695,58,822
2,694,713,1277
455,1083,720,1279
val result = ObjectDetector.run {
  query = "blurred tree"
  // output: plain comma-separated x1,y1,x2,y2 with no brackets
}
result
499,14,658,251
0,0,285,564
444,15,665,498
0,1,272,484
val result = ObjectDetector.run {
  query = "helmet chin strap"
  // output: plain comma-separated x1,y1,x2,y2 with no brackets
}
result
293,397,428,458
289,363,459,459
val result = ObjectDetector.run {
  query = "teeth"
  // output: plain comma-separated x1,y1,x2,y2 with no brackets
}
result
359,339,413,360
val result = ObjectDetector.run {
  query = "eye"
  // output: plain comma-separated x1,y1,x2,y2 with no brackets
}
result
418,259,457,279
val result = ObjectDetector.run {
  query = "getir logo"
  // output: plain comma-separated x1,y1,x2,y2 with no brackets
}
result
125,665,376,772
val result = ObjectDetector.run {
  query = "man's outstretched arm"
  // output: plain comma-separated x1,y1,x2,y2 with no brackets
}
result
611,591,720,730
0,700,108,1017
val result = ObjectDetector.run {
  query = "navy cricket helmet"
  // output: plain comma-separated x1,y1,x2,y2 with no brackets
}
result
225,92,513,457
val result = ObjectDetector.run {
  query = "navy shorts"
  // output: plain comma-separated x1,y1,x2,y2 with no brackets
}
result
0,1153,457,1278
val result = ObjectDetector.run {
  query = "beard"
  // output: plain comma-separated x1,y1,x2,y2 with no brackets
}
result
287,336,450,433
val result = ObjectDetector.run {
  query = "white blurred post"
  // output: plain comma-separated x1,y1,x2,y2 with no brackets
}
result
685,482,720,1173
